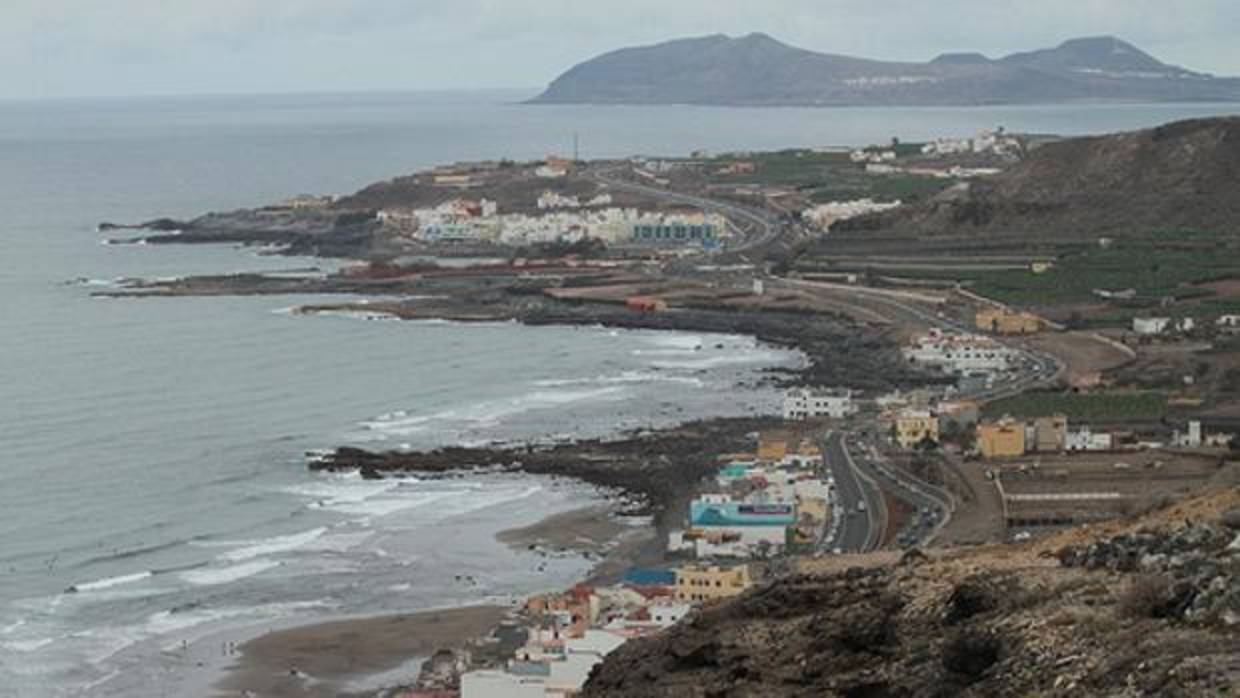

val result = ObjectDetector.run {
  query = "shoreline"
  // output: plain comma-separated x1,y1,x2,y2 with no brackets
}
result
209,502,659,697
214,605,511,698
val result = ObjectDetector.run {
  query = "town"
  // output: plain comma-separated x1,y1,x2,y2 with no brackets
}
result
107,122,1240,698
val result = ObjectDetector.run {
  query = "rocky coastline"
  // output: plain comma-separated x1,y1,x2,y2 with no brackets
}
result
315,417,784,527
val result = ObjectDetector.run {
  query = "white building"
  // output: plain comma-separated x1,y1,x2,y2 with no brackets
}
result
1174,420,1203,448
462,629,628,698
1133,317,1171,335
1066,428,1114,452
537,191,580,210
802,199,902,230
921,129,1021,158
783,388,857,420
461,669,546,698
646,603,692,628
535,165,568,178
903,329,1013,374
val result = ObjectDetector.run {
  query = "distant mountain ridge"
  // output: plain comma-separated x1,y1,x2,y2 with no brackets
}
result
532,34,1240,106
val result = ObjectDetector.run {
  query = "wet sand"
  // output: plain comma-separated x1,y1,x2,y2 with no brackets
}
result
496,504,662,585
213,605,507,697
211,505,659,697
495,504,630,553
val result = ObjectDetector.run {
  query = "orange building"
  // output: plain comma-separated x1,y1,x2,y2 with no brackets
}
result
757,437,788,461
977,418,1027,458
975,308,1042,335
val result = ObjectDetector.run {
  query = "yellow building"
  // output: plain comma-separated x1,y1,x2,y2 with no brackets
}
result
675,565,752,603
757,437,788,462
975,308,1041,335
977,418,1027,458
894,410,939,449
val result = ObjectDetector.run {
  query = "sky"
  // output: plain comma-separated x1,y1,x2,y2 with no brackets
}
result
3,0,1239,99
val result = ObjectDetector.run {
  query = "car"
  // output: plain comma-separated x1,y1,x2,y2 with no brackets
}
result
832,547,843,555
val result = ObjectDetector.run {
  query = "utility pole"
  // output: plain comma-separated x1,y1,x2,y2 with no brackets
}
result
573,132,580,164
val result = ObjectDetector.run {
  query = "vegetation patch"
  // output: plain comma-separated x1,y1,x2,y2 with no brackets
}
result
809,174,956,204
958,232,1240,310
982,391,1168,422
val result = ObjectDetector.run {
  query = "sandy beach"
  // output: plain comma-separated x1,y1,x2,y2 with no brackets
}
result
495,504,631,554
207,503,661,697
213,605,508,697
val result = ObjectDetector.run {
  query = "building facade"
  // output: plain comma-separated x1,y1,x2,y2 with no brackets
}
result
630,220,719,247
674,565,752,603
977,418,1027,458
1031,415,1068,452
782,388,857,420
895,410,939,449
975,308,1042,335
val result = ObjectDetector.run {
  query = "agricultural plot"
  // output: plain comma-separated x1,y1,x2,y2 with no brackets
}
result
982,390,1168,422
959,233,1240,311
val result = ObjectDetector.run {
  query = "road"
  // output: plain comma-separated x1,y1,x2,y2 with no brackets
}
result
588,167,785,252
851,436,957,547
821,431,884,553
774,276,1064,401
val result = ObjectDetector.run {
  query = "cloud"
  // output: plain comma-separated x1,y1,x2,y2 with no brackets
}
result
1,0,1237,98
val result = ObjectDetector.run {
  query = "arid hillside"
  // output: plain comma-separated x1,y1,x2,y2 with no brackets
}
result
837,117,1240,239
583,485,1240,697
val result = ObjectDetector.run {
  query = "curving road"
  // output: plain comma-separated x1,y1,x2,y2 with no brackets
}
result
587,167,784,252
822,431,884,553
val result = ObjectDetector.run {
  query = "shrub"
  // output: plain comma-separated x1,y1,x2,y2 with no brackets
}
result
1117,574,1173,619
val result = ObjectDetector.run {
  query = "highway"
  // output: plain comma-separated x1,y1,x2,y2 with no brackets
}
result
821,431,884,553
851,435,957,547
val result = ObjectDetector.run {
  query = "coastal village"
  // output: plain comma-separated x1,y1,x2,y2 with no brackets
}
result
103,120,1240,697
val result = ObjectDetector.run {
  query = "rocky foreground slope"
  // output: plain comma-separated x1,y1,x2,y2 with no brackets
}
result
836,117,1240,239
583,488,1240,697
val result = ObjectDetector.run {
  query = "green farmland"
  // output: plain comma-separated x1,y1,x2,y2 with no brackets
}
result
982,391,1168,422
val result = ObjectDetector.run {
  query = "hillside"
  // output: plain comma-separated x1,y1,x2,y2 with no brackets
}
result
583,487,1240,697
532,34,1240,106
835,116,1240,238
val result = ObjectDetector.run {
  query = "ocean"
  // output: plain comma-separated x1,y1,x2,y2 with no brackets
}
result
0,90,1236,696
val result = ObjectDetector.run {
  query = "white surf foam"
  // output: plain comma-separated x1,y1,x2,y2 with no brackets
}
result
218,527,327,563
361,385,628,437
179,559,281,586
1,637,54,653
307,308,400,321
533,370,705,389
645,334,706,350
67,571,153,593
142,600,330,639
327,490,455,518
651,347,786,371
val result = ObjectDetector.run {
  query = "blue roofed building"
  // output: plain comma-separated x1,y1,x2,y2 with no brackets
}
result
690,500,796,527
623,568,676,587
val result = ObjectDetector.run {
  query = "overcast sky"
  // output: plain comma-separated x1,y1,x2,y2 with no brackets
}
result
4,0,1239,99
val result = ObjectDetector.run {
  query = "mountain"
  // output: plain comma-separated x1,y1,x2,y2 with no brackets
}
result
531,34,1240,106
836,116,1240,237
